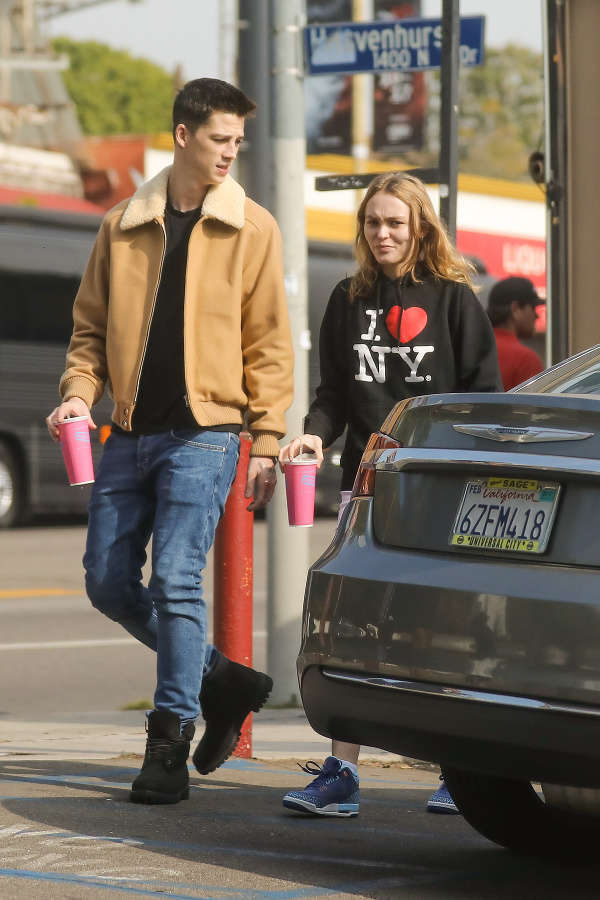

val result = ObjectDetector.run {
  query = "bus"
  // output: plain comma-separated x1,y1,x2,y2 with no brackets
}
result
0,206,355,524
0,197,517,525
0,205,112,526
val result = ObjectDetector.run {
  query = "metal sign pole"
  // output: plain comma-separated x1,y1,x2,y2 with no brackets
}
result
543,0,568,366
266,0,309,707
439,0,460,242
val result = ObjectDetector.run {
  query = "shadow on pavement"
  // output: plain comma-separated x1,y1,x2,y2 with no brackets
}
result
0,758,598,899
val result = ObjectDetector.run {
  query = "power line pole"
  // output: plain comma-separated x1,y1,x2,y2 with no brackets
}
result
266,0,309,707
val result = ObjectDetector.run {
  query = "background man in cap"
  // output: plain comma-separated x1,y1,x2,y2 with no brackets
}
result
487,276,544,390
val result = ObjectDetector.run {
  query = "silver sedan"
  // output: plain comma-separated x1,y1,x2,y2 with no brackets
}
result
298,343,600,858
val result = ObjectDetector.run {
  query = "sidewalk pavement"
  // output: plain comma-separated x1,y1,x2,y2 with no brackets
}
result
0,708,405,763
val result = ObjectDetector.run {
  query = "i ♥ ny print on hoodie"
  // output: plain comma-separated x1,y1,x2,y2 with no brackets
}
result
303,270,502,489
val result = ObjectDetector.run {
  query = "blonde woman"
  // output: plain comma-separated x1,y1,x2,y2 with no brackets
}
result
280,172,502,818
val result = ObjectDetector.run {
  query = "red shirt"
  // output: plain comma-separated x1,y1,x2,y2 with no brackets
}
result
493,328,544,391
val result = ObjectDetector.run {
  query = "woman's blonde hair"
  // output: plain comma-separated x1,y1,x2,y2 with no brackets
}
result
349,172,475,302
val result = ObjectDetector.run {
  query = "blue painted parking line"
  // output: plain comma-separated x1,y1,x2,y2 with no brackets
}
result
0,813,475,847
0,758,438,789
0,868,334,899
0,826,410,870
220,758,270,771
0,773,132,789
0,867,458,898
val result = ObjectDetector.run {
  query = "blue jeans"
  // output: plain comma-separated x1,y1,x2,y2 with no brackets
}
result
84,428,240,722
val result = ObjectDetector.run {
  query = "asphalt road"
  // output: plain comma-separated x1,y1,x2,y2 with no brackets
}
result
1,521,599,898
0,518,336,717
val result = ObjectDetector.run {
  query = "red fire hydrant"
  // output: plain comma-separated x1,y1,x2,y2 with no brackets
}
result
212,432,254,757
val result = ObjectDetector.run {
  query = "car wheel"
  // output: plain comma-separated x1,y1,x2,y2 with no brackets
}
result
0,442,24,527
442,767,600,859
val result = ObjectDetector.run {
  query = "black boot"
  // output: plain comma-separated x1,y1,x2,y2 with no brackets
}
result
193,657,273,775
130,709,195,805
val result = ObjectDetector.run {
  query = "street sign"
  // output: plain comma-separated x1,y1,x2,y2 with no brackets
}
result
315,167,441,192
304,15,485,76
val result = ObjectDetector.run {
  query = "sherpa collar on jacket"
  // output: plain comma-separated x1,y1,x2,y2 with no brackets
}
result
119,165,246,232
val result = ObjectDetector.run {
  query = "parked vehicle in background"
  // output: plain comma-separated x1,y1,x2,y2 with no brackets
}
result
0,212,350,525
0,208,509,525
298,344,600,857
0,205,112,526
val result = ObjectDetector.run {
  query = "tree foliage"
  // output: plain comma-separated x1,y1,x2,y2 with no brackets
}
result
458,45,544,181
408,45,544,182
53,37,174,136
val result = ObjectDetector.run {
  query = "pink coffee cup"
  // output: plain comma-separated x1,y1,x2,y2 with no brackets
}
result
284,456,317,527
57,416,95,486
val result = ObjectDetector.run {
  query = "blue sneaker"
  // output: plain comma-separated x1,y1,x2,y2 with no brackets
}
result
283,757,360,817
427,777,459,814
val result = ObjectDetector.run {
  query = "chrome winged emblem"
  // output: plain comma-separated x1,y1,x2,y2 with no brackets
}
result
453,424,593,443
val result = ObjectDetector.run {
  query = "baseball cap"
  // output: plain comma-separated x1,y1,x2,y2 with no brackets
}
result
488,277,542,310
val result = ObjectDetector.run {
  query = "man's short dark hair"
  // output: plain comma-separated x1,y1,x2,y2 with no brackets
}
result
172,78,257,136
487,277,540,327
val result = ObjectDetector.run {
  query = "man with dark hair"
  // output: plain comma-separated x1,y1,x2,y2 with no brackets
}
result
172,77,257,134
46,78,294,806
487,277,544,390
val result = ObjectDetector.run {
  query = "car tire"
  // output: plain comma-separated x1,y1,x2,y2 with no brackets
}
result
442,767,600,859
0,442,24,527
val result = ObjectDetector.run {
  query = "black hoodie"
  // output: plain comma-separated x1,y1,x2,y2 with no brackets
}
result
304,272,502,489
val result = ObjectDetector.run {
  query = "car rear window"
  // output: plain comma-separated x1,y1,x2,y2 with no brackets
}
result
543,363,600,395
515,348,600,396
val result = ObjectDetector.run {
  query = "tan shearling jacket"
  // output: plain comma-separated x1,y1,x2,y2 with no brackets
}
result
59,166,294,458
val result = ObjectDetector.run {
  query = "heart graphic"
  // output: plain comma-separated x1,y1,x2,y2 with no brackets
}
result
385,306,428,343
385,306,401,339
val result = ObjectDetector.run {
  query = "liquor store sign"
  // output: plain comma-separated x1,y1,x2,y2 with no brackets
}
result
304,16,485,76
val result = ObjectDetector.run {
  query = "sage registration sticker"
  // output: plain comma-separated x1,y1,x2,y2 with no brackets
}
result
486,476,538,491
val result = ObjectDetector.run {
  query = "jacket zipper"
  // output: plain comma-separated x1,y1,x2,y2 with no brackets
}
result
133,220,167,407
182,224,192,412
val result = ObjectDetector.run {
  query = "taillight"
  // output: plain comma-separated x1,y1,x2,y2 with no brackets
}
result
351,432,403,498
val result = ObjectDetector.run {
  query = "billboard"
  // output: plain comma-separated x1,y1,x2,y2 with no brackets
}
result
372,1,424,154
306,1,467,157
305,0,353,156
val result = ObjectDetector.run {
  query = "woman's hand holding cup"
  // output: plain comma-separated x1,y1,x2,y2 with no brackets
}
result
278,434,323,473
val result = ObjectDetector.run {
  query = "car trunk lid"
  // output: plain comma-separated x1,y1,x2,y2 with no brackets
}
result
371,392,600,566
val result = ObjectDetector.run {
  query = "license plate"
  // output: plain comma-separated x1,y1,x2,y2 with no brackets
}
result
449,477,561,554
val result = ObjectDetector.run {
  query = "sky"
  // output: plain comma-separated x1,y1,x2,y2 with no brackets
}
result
46,0,543,81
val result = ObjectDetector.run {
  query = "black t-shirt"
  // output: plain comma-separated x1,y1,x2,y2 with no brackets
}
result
130,200,238,436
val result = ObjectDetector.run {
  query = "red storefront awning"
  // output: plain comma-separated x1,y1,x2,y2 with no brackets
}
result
457,229,546,295
0,184,104,215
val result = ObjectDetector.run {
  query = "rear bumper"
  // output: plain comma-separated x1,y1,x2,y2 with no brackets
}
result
299,497,600,706
300,664,600,787
298,496,600,785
